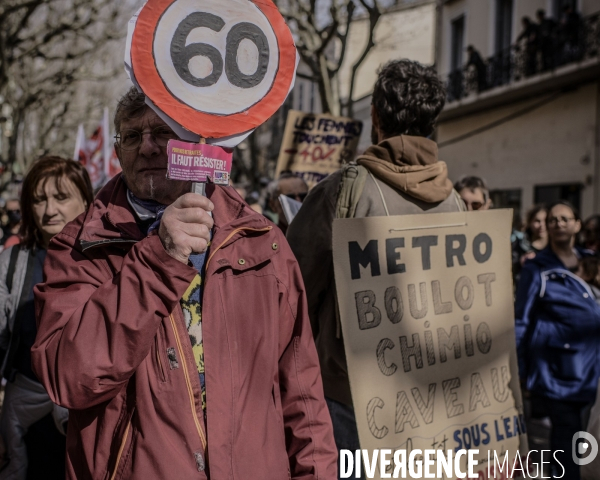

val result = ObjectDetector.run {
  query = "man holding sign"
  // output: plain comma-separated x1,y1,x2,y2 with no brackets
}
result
288,59,465,467
31,85,337,479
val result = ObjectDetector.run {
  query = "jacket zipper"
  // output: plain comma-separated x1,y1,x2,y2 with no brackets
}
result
206,226,272,270
166,226,270,453
109,416,133,480
169,313,207,450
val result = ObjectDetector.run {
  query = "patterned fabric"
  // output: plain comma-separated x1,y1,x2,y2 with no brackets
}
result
180,273,206,411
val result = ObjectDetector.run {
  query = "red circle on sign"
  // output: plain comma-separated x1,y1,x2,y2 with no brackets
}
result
132,0,295,139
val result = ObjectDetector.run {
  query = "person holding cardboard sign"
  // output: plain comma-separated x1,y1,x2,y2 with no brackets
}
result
30,88,337,480
287,59,466,475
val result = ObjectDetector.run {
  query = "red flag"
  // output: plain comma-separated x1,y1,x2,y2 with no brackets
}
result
82,125,105,189
107,146,121,178
75,108,123,188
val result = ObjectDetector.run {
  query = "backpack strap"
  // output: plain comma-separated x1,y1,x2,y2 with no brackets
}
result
335,163,369,219
452,189,467,212
6,246,20,294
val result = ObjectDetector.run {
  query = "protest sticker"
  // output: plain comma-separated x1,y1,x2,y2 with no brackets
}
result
333,210,527,479
276,110,363,188
130,0,297,140
167,140,232,184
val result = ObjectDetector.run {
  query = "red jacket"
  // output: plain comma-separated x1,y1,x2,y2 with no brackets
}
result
32,176,337,480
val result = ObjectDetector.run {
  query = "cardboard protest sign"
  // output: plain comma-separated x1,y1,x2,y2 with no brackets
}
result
276,110,363,188
167,140,232,184
128,0,298,146
333,210,526,479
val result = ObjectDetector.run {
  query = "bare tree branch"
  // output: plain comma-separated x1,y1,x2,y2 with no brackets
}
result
346,0,380,117
283,0,380,116
0,0,132,183
331,0,355,75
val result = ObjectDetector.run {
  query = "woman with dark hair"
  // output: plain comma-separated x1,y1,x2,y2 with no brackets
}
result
580,214,600,253
515,201,600,480
525,204,548,253
512,205,546,287
0,156,93,479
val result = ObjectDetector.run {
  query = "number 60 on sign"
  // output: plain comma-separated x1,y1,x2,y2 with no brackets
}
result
132,0,297,138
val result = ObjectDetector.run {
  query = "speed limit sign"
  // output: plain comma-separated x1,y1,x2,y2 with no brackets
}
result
131,0,297,139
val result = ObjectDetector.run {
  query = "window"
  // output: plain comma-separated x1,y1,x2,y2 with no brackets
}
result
490,189,521,227
495,0,513,53
534,183,583,212
450,16,465,72
553,0,577,18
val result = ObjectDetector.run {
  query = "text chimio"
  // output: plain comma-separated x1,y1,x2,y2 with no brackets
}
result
344,231,521,447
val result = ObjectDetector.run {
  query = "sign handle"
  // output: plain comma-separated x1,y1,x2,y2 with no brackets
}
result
191,137,207,196
190,137,213,221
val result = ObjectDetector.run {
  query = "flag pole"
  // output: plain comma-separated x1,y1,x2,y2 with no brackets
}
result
74,125,85,161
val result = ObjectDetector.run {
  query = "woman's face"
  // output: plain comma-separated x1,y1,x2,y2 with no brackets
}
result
547,204,581,245
530,210,547,239
33,176,87,242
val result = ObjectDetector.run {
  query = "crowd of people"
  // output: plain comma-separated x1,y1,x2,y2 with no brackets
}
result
448,174,600,479
464,5,585,93
0,56,598,480
235,60,600,479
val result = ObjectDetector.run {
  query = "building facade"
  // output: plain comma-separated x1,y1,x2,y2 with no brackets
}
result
436,0,600,220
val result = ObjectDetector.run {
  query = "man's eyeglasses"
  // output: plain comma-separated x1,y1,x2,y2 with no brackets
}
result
465,201,484,211
115,126,178,151
547,216,576,226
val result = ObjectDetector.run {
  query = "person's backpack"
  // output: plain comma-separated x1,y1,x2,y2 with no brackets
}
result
335,161,465,218
335,163,369,219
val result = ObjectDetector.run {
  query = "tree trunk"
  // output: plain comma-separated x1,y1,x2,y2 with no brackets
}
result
316,54,341,116
7,106,23,180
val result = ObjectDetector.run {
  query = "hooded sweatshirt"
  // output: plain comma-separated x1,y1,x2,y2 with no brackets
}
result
287,135,464,406
357,135,453,203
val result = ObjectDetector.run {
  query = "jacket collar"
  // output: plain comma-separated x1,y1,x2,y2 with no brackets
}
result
532,245,592,269
356,135,454,203
78,175,144,247
359,135,439,167
79,176,276,269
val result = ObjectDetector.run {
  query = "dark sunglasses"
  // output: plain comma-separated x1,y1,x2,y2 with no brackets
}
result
285,192,307,202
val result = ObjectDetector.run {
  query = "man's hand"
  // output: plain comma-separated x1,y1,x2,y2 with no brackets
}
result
158,193,214,264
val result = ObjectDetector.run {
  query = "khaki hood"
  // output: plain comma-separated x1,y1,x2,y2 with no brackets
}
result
357,135,453,203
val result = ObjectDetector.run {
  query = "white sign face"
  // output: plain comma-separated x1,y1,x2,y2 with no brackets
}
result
153,0,279,115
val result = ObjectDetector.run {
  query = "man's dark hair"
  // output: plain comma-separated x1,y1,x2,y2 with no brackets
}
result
454,176,489,202
114,87,148,134
267,171,304,201
371,59,446,139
